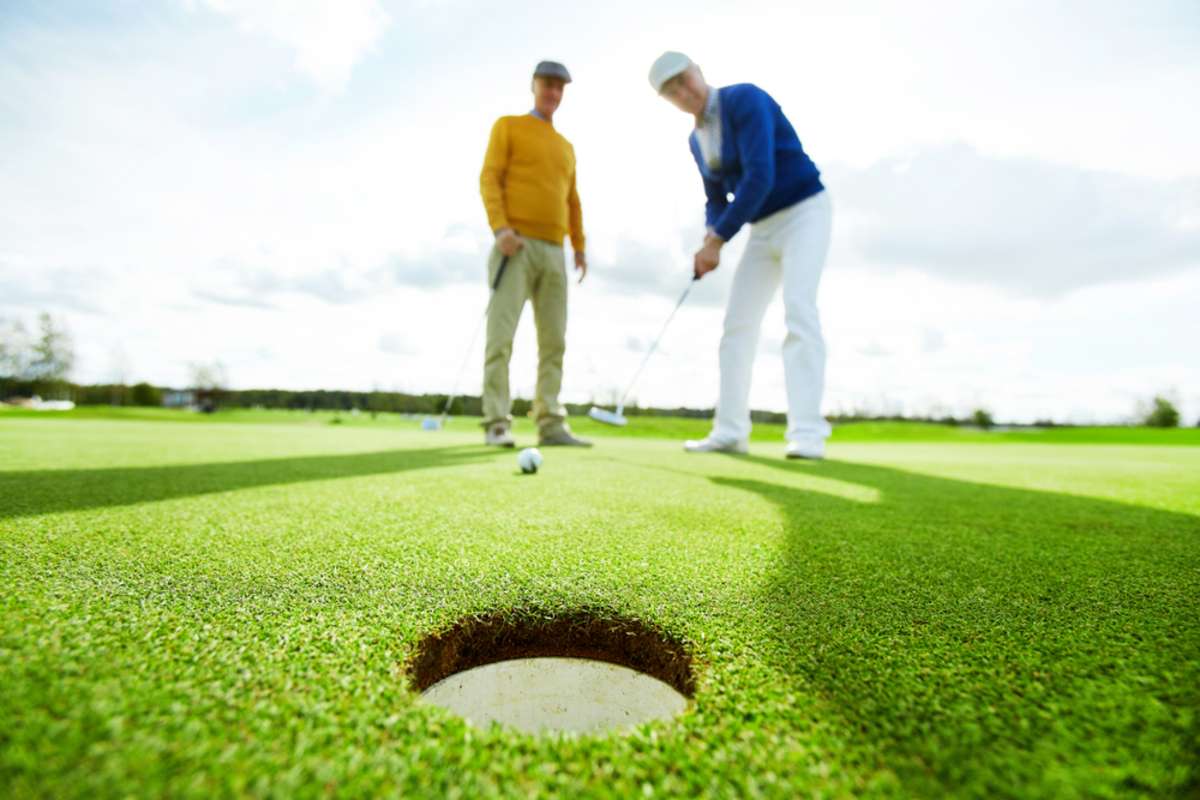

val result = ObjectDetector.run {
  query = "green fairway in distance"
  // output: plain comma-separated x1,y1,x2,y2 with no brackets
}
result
5,404,1198,446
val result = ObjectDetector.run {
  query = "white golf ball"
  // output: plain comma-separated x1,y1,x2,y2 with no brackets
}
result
517,447,543,474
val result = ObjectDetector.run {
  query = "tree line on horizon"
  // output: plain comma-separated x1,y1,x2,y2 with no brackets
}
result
1,312,1191,428
3,380,1193,429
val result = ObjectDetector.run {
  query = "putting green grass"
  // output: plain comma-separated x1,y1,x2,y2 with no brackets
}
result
2,410,1198,798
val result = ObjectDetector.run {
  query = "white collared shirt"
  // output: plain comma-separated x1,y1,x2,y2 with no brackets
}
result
695,88,721,171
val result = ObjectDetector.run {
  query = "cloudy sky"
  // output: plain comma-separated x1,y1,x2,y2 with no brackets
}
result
3,0,1198,423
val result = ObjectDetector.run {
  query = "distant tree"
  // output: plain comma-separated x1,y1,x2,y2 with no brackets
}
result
188,360,229,412
108,346,131,405
367,384,386,418
0,317,30,379
26,312,75,396
130,382,163,407
971,408,995,429
1142,395,1180,428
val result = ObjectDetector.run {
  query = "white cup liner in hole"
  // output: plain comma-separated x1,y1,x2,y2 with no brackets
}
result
420,656,688,735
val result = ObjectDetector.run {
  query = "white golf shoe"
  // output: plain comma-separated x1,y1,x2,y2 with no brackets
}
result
683,436,749,454
785,439,826,460
485,423,515,448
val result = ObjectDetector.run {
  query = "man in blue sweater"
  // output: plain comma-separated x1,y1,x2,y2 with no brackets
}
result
649,51,833,459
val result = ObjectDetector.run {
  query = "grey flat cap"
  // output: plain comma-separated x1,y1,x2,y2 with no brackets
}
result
533,60,572,83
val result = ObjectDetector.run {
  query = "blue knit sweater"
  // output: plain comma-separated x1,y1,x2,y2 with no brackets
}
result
689,83,824,241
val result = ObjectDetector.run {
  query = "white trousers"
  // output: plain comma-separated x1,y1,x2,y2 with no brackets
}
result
711,190,833,444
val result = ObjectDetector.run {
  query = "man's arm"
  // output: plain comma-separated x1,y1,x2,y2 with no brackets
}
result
567,165,585,254
690,133,730,279
479,117,510,232
702,174,728,230
711,87,777,242
567,166,587,281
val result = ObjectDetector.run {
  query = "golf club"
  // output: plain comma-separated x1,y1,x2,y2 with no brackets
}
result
589,276,697,427
426,254,510,430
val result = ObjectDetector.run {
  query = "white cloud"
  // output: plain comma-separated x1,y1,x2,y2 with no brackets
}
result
378,332,411,356
588,237,733,308
831,144,1200,296
189,0,390,91
0,257,110,314
857,340,892,359
920,328,945,354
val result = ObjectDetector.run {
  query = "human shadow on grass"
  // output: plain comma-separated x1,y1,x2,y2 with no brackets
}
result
712,455,1200,795
0,446,505,520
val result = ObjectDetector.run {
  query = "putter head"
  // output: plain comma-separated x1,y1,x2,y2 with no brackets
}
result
588,406,627,427
421,417,442,431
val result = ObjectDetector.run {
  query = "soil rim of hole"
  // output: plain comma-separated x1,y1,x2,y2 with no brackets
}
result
409,608,696,697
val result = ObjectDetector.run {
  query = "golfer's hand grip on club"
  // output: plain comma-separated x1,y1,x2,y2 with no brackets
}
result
693,234,723,279
495,228,524,258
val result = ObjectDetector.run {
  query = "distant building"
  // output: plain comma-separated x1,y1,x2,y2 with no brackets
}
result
162,390,197,409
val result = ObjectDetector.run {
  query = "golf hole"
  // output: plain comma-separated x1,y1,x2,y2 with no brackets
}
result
410,611,694,735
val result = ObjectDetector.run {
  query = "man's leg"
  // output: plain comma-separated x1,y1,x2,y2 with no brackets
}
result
528,240,572,437
779,191,834,447
482,244,530,433
710,230,780,444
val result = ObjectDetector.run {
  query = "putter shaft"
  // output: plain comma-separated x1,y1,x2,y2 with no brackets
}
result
614,277,695,415
439,255,510,425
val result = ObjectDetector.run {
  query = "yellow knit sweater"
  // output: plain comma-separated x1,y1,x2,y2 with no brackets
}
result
480,114,585,252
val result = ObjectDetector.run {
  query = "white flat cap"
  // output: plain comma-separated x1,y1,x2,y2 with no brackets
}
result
648,51,692,93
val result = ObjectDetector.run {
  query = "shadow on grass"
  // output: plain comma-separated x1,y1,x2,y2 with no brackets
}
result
0,446,504,520
712,455,1200,795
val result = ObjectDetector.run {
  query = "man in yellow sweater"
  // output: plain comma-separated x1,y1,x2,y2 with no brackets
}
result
479,60,590,448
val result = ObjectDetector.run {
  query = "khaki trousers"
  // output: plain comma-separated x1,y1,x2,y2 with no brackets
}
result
481,238,568,432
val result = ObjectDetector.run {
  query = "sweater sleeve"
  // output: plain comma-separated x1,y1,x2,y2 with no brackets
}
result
567,159,585,252
691,136,728,229
479,117,510,232
712,87,776,241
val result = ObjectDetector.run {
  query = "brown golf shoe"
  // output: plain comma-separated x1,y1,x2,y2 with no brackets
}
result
538,424,592,447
